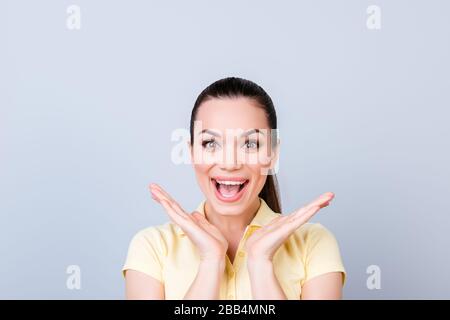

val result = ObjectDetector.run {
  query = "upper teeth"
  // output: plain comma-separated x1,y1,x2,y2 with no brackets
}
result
216,180,245,185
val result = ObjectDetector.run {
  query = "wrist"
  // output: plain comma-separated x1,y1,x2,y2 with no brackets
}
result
199,257,226,271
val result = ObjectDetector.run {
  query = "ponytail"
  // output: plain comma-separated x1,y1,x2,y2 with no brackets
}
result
259,173,282,213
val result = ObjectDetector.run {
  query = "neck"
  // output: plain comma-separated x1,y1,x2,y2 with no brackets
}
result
204,197,261,235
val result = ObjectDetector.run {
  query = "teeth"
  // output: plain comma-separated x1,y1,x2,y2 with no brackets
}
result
215,180,246,186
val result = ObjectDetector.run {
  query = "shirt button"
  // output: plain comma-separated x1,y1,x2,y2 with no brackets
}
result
229,269,235,277
238,251,245,257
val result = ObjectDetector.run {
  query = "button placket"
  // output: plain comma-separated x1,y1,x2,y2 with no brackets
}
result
225,225,254,300
227,267,236,299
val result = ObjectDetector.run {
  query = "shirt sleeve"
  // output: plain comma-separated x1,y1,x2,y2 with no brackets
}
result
122,227,165,283
302,223,346,286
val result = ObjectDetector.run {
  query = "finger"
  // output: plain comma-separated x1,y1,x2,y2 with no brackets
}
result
306,192,334,209
271,204,324,236
150,192,161,203
153,197,193,233
149,184,170,202
149,184,170,200
302,192,334,210
268,215,285,225
258,215,287,233
290,192,334,217
191,212,214,231
150,184,189,218
150,187,172,205
250,193,334,239
159,198,186,226
191,212,226,242
191,211,215,229
149,184,161,201
251,207,319,249
285,205,321,230
150,183,175,202
150,186,189,219
171,200,190,218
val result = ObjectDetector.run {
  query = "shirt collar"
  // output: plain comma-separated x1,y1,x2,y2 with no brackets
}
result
175,197,280,236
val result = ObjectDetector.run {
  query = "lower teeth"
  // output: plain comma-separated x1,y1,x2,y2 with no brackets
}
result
215,181,246,198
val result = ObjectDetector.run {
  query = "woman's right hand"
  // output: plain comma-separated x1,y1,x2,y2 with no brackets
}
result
149,183,228,262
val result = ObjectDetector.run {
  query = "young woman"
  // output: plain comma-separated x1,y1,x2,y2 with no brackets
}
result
122,77,346,300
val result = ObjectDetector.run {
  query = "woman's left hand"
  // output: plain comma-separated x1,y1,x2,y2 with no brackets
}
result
244,192,335,263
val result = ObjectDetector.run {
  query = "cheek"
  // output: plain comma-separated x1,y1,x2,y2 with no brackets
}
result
243,152,272,177
193,163,214,192
193,163,210,178
239,145,273,169
246,164,269,190
258,144,275,167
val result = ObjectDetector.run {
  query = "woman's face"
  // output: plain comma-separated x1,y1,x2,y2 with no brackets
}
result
189,97,279,216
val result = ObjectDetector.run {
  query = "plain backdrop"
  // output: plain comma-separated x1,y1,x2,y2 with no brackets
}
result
1,0,449,299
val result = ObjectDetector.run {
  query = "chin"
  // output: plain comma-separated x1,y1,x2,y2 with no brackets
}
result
208,201,249,216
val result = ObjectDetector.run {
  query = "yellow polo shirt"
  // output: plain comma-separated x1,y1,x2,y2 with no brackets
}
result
122,197,346,299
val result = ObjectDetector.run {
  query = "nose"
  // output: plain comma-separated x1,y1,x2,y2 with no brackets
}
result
218,139,242,170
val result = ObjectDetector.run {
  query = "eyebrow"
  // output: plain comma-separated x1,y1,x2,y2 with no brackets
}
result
199,128,265,137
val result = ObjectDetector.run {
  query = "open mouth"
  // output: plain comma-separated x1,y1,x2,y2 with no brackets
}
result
210,177,249,202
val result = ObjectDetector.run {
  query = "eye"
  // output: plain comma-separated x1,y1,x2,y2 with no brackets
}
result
202,139,218,150
244,139,259,150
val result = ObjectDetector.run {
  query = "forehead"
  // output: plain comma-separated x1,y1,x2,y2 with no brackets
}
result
196,97,269,131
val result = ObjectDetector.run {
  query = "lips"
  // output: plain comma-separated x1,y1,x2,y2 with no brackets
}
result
211,177,249,203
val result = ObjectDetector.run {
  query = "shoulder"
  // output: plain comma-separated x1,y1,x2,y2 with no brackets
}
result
289,223,346,285
123,223,178,282
293,222,338,243
127,222,180,254
289,222,343,259
132,222,176,239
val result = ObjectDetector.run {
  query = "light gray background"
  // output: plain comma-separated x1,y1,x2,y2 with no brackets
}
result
1,0,449,299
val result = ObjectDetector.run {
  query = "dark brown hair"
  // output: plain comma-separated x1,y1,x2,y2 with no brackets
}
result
189,77,282,213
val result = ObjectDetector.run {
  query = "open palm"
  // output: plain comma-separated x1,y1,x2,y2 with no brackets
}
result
244,192,335,261
149,183,228,261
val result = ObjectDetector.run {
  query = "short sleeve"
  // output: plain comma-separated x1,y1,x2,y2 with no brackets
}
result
303,223,346,286
122,228,165,283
